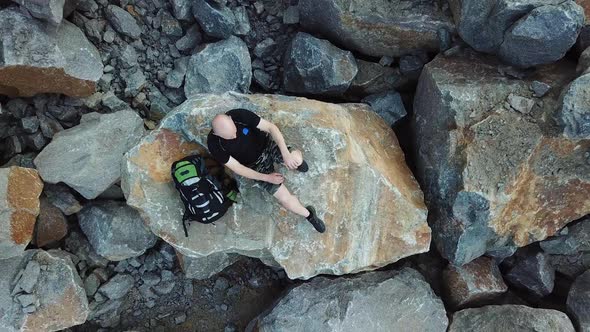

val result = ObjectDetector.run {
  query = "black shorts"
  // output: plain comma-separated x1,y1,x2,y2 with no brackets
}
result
244,138,285,195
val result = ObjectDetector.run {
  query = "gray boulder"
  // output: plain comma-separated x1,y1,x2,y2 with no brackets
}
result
567,269,590,332
12,0,65,25
184,36,251,96
105,5,141,39
449,305,575,332
499,1,584,68
192,0,236,39
559,73,590,139
34,110,145,199
0,8,103,97
413,50,590,266
0,250,89,331
283,32,358,96
504,248,555,297
78,201,158,261
299,0,454,58
171,0,194,21
253,268,448,332
450,0,584,68
362,91,407,127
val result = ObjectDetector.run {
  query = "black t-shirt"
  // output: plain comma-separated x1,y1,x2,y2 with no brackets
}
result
207,109,269,166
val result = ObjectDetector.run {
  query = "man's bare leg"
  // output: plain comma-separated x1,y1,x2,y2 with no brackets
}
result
290,149,303,166
273,184,309,217
273,183,326,232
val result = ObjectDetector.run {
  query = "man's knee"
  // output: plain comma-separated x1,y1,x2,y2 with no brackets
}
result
273,185,295,205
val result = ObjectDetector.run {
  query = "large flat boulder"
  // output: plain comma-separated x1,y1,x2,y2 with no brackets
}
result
251,268,448,331
122,92,430,279
413,51,590,266
0,167,44,259
298,0,455,58
449,305,575,332
0,7,103,97
34,110,145,199
0,249,89,331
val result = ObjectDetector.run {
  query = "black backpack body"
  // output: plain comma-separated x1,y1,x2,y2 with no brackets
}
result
171,155,233,236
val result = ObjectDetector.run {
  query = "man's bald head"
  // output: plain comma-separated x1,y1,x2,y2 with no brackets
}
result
212,114,237,139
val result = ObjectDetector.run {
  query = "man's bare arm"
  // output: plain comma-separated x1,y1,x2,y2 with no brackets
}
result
225,157,283,184
257,118,301,169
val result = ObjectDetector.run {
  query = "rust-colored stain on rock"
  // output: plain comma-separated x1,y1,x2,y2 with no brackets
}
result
22,285,87,332
0,65,96,97
130,129,203,183
7,167,43,245
494,139,590,246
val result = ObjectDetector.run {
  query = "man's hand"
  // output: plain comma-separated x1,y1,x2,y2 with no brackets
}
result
282,152,300,170
265,173,284,184
282,149,304,170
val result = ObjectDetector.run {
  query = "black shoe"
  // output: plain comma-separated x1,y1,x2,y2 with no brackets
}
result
305,206,325,233
297,160,309,173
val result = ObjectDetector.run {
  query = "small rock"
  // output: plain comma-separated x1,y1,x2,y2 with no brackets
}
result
98,274,135,300
103,29,116,43
253,69,272,91
283,5,299,24
153,281,176,295
254,38,275,58
531,81,551,97
214,277,230,292
175,24,201,52
34,197,68,247
84,273,101,297
192,0,236,39
14,260,41,293
443,256,508,309
161,11,183,37
233,6,250,35
120,44,139,68
507,94,535,114
105,5,142,39
43,183,82,216
559,73,590,139
504,248,555,297
283,32,358,96
362,91,407,127
20,116,40,134
399,54,426,76
123,69,147,97
379,56,394,67
101,91,128,112
174,312,187,324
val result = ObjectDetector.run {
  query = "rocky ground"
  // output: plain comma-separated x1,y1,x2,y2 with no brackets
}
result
1,0,590,331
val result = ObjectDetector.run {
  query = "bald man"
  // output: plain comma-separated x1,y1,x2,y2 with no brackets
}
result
207,108,326,233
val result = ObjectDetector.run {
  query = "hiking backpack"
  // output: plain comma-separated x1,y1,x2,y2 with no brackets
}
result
171,155,237,237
